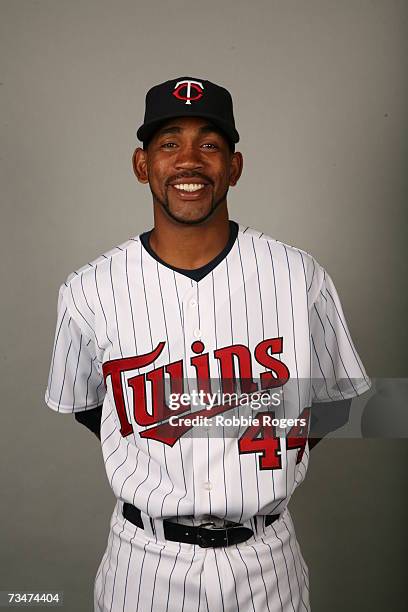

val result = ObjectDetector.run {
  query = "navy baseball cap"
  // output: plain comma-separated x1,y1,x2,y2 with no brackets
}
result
137,77,240,147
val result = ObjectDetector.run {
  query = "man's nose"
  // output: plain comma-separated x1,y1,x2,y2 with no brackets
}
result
174,144,204,169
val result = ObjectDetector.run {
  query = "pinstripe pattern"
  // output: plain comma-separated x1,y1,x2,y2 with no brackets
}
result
94,502,309,612
45,223,370,611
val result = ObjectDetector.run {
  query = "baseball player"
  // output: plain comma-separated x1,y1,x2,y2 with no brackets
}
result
45,76,371,612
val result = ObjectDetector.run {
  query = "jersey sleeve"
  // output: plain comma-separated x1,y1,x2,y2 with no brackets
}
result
44,282,106,413
310,267,371,403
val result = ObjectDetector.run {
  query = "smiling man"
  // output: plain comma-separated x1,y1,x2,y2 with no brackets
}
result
137,117,241,222
45,76,371,611
132,113,242,271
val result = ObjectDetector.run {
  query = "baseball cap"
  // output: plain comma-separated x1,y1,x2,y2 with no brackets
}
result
137,76,240,147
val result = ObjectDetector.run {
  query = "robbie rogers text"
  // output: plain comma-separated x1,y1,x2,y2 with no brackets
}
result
168,414,307,428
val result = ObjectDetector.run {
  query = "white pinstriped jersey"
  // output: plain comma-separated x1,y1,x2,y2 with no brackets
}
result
45,223,371,524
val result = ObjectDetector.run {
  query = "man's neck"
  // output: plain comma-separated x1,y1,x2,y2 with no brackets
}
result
149,205,230,270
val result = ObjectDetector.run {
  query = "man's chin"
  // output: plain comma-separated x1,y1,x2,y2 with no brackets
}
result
163,203,216,226
151,186,228,226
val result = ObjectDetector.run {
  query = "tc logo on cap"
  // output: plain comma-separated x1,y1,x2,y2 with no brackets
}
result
172,80,204,105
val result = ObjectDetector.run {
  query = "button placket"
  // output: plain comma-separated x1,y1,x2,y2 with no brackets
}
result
182,287,211,513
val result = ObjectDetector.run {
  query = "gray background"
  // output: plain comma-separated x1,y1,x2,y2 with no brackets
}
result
1,1,407,610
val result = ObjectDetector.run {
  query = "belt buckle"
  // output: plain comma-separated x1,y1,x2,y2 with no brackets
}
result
196,521,254,548
196,522,227,548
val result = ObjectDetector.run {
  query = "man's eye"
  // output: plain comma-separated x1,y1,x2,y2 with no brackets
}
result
202,143,218,149
161,142,177,148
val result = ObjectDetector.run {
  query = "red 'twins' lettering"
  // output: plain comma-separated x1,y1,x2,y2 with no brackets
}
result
102,337,290,442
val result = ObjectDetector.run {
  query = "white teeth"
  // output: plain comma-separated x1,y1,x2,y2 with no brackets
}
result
173,183,205,192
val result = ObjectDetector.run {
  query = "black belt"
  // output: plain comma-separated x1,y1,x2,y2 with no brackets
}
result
122,502,279,548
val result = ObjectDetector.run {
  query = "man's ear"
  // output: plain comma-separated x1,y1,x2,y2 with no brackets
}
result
132,148,149,184
229,151,243,187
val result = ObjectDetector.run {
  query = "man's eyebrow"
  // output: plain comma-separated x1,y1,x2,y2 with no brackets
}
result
156,124,223,137
157,126,182,136
199,124,224,136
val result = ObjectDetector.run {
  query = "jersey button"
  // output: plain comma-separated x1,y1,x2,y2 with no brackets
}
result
193,328,202,339
203,481,212,491
189,298,197,307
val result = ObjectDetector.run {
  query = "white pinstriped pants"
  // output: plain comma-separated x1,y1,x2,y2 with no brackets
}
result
94,501,310,612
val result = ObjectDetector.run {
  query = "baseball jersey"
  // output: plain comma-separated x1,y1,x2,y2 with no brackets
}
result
45,221,371,524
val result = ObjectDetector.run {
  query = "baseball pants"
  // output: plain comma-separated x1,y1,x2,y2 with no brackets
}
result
94,501,310,612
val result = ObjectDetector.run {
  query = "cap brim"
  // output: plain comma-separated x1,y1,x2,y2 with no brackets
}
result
137,112,240,145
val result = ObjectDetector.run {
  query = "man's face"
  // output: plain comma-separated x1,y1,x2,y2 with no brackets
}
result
133,116,243,225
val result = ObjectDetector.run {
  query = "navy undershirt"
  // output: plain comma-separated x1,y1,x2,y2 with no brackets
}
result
140,220,239,281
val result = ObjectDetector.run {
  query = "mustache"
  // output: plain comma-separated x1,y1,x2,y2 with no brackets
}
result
166,173,213,186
